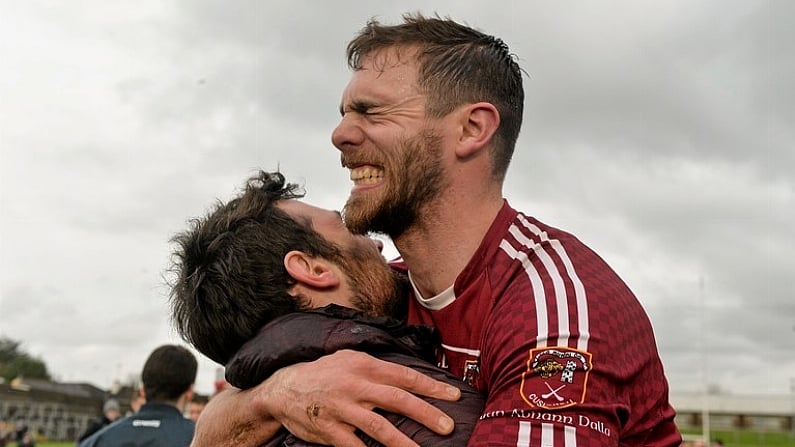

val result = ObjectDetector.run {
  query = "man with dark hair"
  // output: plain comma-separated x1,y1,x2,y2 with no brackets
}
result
168,170,484,446
193,12,680,447
78,345,197,447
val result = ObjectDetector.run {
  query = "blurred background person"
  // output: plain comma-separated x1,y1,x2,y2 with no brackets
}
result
127,388,146,416
0,420,11,447
18,431,36,447
77,344,197,447
76,399,121,444
186,396,207,422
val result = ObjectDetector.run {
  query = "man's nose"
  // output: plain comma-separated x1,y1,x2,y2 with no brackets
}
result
371,237,384,252
331,114,365,151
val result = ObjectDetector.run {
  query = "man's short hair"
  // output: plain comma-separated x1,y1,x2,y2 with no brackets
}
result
346,13,525,179
141,345,197,402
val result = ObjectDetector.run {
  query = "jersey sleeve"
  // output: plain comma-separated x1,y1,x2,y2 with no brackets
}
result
467,239,680,446
467,296,621,446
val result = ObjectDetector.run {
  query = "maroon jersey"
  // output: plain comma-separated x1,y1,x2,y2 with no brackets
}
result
403,201,681,446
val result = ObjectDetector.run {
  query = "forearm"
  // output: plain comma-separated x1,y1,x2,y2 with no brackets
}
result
193,351,460,447
191,387,282,447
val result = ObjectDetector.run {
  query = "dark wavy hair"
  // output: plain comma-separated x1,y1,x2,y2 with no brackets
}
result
168,171,341,365
347,12,525,180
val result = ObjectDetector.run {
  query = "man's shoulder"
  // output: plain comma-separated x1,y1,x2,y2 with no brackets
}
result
77,417,128,447
83,411,194,446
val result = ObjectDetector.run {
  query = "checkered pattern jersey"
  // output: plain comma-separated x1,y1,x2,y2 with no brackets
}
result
403,201,682,446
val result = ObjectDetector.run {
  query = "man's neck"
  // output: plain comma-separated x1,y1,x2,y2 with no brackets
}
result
395,194,504,298
145,394,189,412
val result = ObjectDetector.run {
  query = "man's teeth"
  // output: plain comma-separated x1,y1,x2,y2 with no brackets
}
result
350,167,383,184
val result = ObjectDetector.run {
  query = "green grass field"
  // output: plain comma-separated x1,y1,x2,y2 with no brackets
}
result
680,429,795,447
31,430,795,447
34,431,795,447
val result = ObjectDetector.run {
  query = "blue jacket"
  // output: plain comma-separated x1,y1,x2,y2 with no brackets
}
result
78,402,194,447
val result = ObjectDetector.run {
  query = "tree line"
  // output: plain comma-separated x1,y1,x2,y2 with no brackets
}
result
0,336,50,382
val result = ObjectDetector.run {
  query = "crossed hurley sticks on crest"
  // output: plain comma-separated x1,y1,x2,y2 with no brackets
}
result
542,381,567,402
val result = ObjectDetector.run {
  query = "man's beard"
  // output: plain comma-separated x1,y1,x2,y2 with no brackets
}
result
343,130,445,238
341,246,409,319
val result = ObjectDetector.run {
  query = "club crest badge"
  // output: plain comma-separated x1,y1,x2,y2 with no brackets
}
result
520,347,592,410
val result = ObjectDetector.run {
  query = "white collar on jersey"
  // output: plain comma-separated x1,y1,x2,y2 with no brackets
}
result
407,270,457,310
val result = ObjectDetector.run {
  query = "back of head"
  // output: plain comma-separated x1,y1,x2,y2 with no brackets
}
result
169,171,341,365
103,399,120,418
141,345,197,402
347,12,525,179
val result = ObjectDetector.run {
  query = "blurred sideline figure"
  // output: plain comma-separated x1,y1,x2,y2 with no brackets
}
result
127,387,146,416
0,420,12,447
187,396,207,422
75,399,120,444
78,345,197,447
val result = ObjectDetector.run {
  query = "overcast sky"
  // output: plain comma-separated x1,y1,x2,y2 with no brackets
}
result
1,1,792,400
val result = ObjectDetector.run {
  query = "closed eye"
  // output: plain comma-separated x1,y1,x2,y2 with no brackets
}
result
341,100,378,117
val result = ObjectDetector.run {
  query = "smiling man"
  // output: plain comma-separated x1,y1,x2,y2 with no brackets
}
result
192,14,681,447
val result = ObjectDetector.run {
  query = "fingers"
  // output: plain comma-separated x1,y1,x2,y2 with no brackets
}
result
286,386,421,446
343,406,421,447
337,350,461,402
329,351,459,437
302,398,421,447
284,416,370,447
386,356,462,402
363,383,456,436
260,350,461,446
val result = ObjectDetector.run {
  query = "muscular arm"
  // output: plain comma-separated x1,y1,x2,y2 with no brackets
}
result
191,387,282,447
193,350,461,447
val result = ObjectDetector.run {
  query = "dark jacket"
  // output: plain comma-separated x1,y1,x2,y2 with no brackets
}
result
226,305,485,447
76,416,114,444
77,402,194,447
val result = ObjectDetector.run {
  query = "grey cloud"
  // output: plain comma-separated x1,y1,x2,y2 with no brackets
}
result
1,0,791,397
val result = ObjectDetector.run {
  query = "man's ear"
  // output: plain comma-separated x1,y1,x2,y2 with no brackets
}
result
456,102,500,159
184,384,194,403
284,250,340,288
